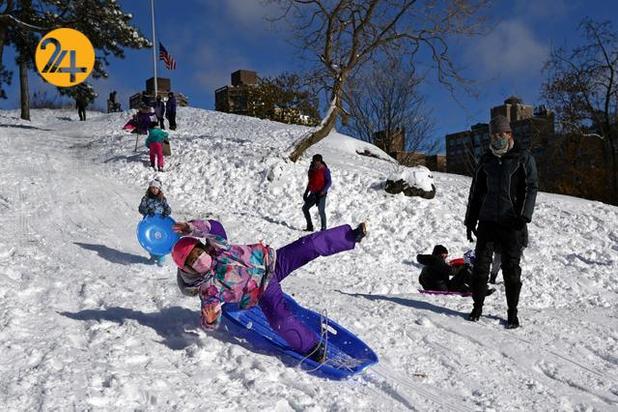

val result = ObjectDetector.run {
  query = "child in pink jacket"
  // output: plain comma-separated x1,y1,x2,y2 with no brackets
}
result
172,219,367,363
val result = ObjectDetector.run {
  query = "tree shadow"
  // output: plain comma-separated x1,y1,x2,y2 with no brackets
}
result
335,290,467,318
74,242,151,265
0,123,51,131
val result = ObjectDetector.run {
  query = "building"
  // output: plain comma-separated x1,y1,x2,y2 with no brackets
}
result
445,97,554,175
129,77,188,109
371,128,446,172
214,70,258,115
373,128,405,158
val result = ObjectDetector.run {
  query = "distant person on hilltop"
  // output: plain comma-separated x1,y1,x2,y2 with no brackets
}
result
171,218,367,363
302,154,331,232
154,95,166,129
76,95,88,121
464,115,538,329
165,92,177,130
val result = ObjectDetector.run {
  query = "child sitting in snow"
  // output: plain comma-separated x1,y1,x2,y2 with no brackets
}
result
417,245,494,295
138,179,172,265
171,219,368,364
145,125,169,172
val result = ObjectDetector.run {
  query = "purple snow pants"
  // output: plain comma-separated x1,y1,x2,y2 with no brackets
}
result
258,224,357,354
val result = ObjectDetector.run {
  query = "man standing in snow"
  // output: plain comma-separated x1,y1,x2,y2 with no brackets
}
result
302,154,331,231
464,115,538,329
166,92,177,130
154,95,166,129
76,95,88,121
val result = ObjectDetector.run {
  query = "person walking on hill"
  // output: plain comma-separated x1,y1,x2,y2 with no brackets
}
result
154,95,166,129
166,92,177,130
302,154,331,232
464,115,538,329
145,125,169,172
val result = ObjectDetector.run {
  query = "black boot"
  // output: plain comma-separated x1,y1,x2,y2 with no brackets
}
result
306,341,327,364
468,304,482,322
506,309,520,329
353,222,367,242
485,287,496,297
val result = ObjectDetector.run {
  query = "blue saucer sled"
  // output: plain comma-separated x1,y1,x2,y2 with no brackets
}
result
136,215,180,256
223,294,379,380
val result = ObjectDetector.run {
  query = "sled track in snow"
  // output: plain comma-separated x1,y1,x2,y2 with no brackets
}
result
368,363,475,412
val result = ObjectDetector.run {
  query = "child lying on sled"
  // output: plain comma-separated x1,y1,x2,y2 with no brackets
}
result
417,245,494,296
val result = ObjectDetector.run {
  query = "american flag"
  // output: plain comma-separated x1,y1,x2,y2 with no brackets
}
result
159,42,176,70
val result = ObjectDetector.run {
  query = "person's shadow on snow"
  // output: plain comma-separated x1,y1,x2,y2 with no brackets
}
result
59,306,296,360
60,306,208,350
74,242,151,265
336,290,466,318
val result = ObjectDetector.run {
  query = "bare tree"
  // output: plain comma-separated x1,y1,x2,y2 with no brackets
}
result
342,59,436,159
542,18,618,205
269,0,488,161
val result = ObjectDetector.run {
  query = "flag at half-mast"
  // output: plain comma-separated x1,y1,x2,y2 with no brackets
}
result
159,42,176,70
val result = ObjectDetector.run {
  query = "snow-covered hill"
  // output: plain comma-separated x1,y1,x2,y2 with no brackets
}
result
0,108,616,411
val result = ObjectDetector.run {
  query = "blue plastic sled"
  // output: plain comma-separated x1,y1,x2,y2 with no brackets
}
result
222,293,378,380
136,215,180,256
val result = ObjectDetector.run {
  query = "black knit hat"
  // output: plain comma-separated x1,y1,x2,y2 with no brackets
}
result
432,245,448,256
312,154,323,162
489,115,511,134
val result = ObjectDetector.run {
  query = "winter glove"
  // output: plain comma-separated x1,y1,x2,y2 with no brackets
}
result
466,224,478,242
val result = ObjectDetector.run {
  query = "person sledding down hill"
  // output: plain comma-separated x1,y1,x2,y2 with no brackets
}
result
417,245,495,296
171,219,368,363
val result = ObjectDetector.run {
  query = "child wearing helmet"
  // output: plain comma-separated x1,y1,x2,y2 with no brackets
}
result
138,179,172,265
171,219,368,363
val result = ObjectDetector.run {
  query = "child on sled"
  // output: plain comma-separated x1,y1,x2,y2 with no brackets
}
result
417,245,495,296
171,219,367,363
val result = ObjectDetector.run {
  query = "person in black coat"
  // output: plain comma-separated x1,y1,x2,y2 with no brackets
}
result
465,115,538,329
417,245,494,295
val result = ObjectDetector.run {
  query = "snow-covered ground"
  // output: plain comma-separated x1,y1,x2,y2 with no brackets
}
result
0,107,616,411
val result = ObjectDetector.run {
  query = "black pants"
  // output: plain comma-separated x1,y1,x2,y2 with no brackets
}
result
78,107,86,121
472,221,524,313
157,116,165,129
167,113,176,130
302,193,327,230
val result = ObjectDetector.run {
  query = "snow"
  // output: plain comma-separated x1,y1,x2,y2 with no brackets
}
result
0,107,617,411
388,165,436,192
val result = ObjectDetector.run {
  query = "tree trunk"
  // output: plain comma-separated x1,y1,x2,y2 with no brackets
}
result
19,58,30,120
289,85,343,162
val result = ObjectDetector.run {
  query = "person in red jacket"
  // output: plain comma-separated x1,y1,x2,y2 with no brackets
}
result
302,154,332,231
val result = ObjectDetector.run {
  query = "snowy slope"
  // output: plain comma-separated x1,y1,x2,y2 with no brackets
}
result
0,107,616,411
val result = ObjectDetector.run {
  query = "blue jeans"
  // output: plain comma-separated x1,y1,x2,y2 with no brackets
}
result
302,193,327,230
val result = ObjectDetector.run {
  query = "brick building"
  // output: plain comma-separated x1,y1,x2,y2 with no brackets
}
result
129,77,188,109
215,70,258,115
372,128,446,172
445,97,554,176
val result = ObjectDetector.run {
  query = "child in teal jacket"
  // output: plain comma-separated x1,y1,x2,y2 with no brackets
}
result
145,126,169,171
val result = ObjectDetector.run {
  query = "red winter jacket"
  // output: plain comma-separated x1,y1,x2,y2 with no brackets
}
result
307,165,331,193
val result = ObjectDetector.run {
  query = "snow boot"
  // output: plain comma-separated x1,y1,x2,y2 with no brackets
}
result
506,310,519,329
306,341,327,364
304,226,314,232
468,304,482,322
155,255,165,266
353,222,367,243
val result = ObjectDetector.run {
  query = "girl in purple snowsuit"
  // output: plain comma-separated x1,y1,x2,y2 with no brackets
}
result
171,219,367,363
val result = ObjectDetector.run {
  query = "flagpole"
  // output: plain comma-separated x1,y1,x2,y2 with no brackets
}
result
150,0,158,100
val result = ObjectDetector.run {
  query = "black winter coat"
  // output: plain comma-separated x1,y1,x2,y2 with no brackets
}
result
465,143,538,228
417,254,453,291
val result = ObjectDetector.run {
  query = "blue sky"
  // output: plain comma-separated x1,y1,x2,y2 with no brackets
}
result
1,0,617,149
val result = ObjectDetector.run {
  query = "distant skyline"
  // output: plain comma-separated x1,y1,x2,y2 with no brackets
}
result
1,0,617,149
